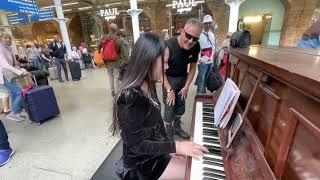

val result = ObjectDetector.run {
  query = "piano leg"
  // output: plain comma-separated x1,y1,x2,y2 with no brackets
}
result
160,157,187,180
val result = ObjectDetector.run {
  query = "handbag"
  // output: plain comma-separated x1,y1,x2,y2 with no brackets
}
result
230,19,251,48
2,68,20,81
206,49,223,92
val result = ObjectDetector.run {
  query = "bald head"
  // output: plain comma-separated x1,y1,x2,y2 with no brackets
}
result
109,23,118,34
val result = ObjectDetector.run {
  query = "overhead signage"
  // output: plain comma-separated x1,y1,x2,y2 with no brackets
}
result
7,13,30,25
31,8,55,22
99,8,120,21
0,0,39,14
168,0,204,14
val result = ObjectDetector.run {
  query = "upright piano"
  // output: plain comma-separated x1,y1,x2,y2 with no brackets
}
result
185,46,320,180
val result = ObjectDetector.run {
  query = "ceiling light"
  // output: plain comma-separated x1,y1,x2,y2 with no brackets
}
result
63,2,79,6
63,9,73,12
243,16,262,23
78,6,92,10
105,2,122,7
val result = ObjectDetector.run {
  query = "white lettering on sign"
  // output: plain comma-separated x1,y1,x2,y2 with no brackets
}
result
170,0,201,13
99,8,120,20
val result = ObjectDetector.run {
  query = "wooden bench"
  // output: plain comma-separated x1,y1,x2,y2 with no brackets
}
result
91,140,122,180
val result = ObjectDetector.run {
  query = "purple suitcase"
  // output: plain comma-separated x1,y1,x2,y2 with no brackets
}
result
25,85,60,123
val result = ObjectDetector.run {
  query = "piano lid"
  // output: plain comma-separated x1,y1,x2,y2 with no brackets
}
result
229,46,320,99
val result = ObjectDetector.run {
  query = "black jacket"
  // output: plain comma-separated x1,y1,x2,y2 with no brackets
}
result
49,42,66,59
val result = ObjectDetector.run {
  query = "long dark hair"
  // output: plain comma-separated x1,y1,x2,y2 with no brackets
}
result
111,33,167,135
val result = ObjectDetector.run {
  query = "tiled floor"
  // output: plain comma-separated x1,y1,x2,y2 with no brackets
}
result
0,68,197,180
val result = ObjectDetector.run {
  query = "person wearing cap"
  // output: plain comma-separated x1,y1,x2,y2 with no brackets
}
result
195,15,216,94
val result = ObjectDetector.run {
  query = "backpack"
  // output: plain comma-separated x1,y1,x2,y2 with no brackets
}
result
230,19,251,48
102,36,118,61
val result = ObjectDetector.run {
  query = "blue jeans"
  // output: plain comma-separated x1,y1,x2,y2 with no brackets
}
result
195,63,212,94
3,78,23,114
0,120,10,150
32,58,41,70
298,38,320,48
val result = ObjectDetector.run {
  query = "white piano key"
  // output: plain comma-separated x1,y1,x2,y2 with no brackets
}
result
190,102,225,180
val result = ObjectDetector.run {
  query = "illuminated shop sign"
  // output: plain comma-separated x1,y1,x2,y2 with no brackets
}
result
167,0,204,13
1,0,39,14
100,8,120,21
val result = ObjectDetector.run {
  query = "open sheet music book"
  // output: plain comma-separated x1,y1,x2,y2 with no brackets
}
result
214,78,241,128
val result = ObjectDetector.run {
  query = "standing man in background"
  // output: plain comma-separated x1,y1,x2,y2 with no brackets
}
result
195,15,216,94
49,38,69,82
98,23,129,97
163,18,201,140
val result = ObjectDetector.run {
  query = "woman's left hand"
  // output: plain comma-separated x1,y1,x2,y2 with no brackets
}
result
179,87,189,100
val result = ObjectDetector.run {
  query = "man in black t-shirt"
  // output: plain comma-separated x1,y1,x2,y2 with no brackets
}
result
163,18,202,140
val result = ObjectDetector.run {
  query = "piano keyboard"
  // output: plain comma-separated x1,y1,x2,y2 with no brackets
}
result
190,102,226,180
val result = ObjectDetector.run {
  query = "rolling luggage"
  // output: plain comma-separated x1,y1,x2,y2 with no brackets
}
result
25,85,60,123
68,61,81,81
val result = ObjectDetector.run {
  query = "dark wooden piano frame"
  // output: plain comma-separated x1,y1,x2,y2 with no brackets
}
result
185,46,320,180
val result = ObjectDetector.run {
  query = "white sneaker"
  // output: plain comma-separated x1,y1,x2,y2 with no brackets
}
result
7,113,25,122
19,111,28,119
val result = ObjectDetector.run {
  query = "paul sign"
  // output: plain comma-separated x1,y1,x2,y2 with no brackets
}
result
171,0,201,13
100,8,120,21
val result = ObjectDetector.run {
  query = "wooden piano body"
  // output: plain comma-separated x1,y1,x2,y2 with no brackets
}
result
186,46,320,180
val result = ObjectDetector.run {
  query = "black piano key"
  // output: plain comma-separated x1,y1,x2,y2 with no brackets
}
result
203,167,225,176
203,129,219,136
202,172,225,180
202,177,219,180
203,156,224,164
203,123,216,128
203,170,225,177
203,137,219,144
203,160,224,167
204,145,222,154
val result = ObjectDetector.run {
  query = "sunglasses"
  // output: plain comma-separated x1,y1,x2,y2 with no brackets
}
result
184,30,199,42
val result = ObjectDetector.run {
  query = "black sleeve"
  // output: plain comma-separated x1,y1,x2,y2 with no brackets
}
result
118,89,176,155
191,43,201,63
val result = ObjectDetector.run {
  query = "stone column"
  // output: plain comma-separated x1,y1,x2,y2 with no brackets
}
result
0,14,18,54
127,0,143,43
225,0,246,33
53,0,72,57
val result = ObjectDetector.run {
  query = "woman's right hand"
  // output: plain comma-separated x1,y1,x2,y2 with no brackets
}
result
166,90,175,106
175,141,208,160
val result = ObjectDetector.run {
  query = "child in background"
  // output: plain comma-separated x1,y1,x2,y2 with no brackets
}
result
82,48,95,69
93,48,104,68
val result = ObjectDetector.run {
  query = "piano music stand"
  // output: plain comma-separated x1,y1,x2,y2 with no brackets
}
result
226,113,243,148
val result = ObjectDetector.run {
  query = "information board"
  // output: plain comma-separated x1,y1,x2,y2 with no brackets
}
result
7,13,30,25
0,0,39,14
31,8,55,22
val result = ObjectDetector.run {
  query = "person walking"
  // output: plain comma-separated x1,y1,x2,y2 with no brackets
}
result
98,23,129,97
0,33,27,122
163,18,201,140
49,38,69,82
195,15,216,94
26,43,41,70
111,33,207,179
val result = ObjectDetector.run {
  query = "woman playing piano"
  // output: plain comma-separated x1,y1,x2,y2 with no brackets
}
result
111,33,208,180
